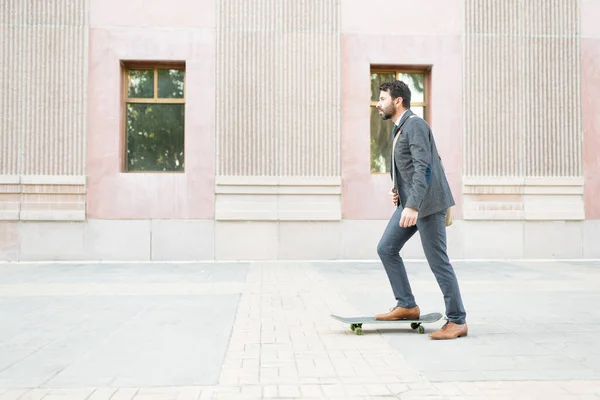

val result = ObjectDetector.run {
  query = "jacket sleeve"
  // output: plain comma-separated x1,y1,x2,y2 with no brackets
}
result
404,119,432,210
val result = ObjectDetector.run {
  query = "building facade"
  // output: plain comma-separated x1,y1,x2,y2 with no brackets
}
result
0,0,598,261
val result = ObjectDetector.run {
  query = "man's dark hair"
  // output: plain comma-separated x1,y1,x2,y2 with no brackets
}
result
379,80,411,109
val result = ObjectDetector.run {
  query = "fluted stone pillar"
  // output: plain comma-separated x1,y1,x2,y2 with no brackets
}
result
463,0,583,220
215,0,341,222
0,0,87,221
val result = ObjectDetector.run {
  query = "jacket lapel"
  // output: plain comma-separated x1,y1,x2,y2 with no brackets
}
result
389,109,414,181
396,109,414,134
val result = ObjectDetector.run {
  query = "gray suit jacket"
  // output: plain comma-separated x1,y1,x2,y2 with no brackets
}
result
390,109,455,218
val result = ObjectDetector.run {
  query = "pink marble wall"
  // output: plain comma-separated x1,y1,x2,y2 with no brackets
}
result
90,0,215,29
340,0,463,220
582,0,600,219
87,0,216,219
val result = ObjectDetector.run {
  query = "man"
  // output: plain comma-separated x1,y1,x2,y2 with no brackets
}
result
374,80,467,340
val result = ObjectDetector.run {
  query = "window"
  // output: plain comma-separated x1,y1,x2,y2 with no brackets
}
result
123,63,185,172
370,69,428,174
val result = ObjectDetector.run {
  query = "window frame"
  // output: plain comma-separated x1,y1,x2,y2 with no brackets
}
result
369,67,431,175
121,61,186,173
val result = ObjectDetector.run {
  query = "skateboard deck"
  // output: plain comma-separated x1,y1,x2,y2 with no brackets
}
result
330,312,443,335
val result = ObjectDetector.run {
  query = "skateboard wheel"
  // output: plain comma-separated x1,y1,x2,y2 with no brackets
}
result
417,325,425,334
350,324,356,332
355,327,363,335
410,323,420,330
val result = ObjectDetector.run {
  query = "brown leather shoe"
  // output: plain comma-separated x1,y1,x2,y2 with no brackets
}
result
429,321,468,340
375,305,420,321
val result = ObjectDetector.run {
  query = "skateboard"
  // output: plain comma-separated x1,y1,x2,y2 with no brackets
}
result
330,312,443,335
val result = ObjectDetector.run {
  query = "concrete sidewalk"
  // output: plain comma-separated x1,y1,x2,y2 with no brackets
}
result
0,260,599,399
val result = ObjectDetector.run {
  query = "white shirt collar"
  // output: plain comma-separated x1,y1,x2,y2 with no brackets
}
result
394,109,408,127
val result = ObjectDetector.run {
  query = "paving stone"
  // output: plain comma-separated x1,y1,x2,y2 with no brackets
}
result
0,261,599,398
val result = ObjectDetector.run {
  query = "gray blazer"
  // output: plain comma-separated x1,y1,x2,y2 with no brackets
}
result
391,109,455,218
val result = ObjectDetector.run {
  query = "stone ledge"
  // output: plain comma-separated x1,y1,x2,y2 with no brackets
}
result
215,176,342,221
0,183,20,221
463,176,585,220
20,175,86,185
0,175,86,221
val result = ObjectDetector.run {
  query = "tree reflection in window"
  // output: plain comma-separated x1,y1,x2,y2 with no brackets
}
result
124,66,185,172
126,104,184,172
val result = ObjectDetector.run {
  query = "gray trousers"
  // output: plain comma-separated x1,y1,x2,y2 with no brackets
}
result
376,206,467,324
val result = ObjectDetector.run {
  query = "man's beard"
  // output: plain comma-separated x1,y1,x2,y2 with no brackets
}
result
380,106,394,120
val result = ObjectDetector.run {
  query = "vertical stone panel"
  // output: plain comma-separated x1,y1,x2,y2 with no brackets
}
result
0,0,87,177
216,0,340,177
463,0,583,221
0,0,87,221
465,0,522,177
0,0,20,177
464,0,581,178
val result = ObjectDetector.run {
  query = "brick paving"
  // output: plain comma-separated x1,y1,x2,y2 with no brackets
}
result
0,260,599,399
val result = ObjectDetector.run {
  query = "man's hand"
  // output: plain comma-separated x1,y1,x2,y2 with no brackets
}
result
399,207,418,228
389,187,398,206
